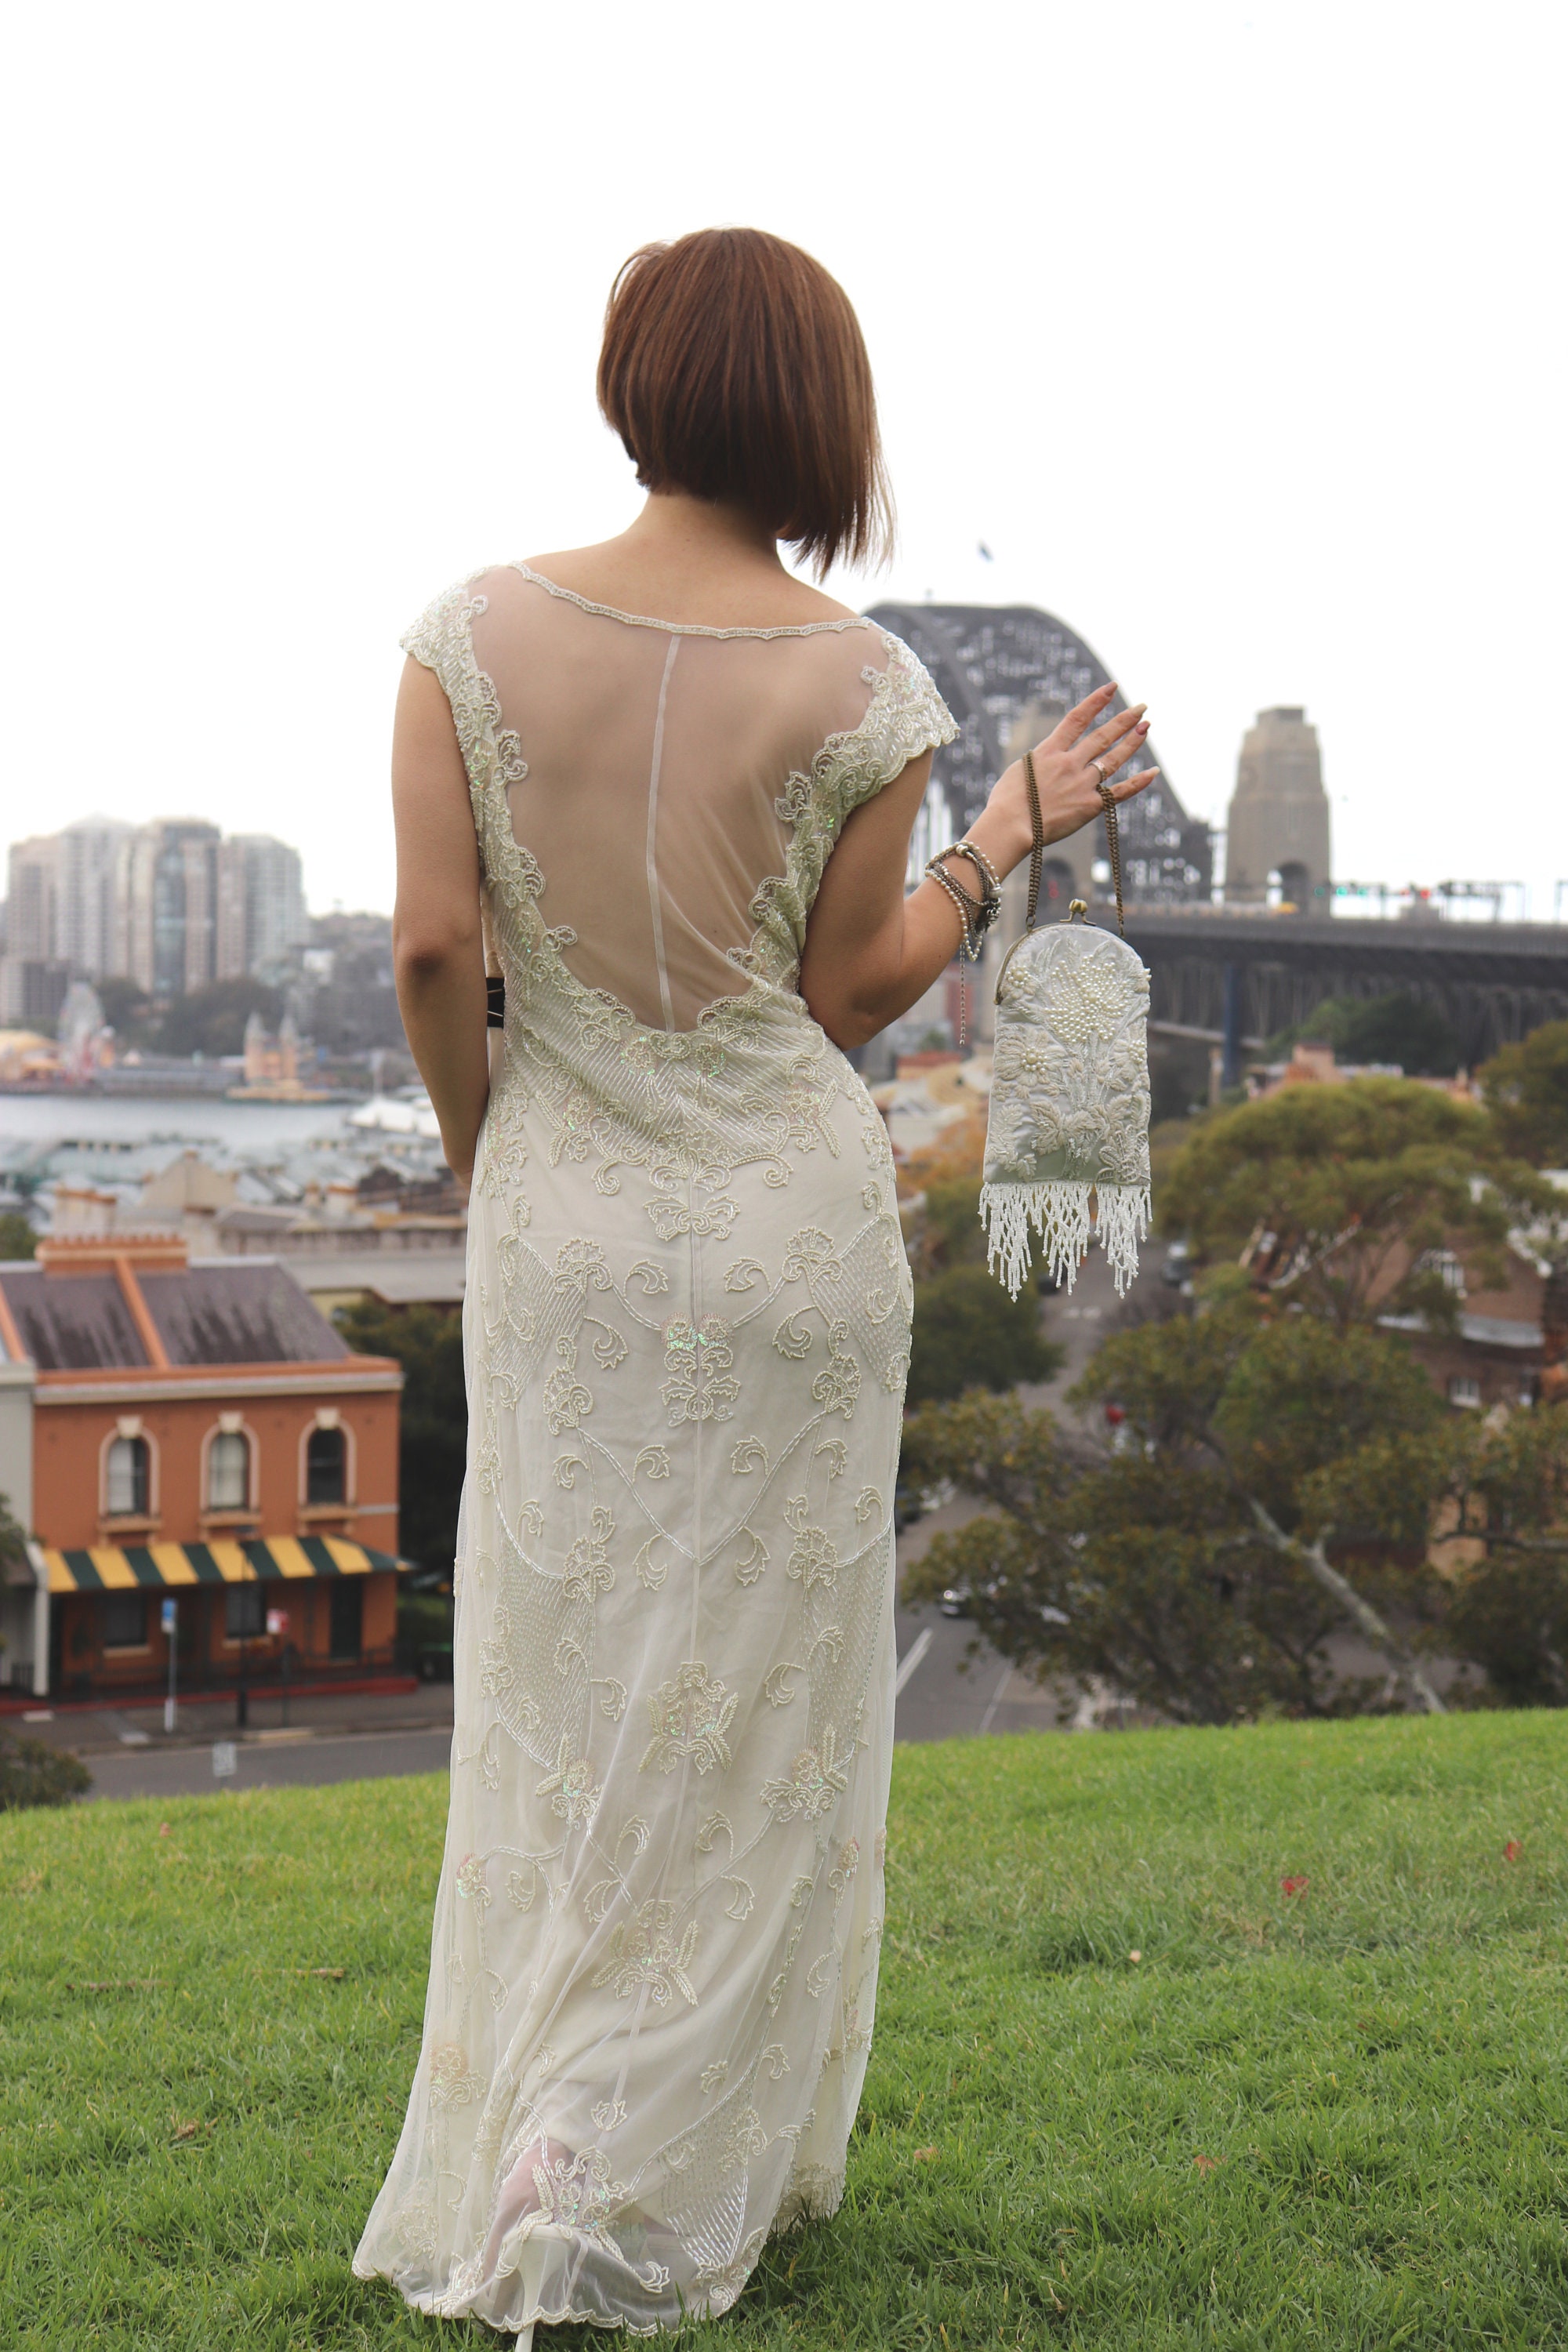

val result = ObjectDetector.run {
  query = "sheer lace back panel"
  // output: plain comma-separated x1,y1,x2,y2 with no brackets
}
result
467,565,891,1033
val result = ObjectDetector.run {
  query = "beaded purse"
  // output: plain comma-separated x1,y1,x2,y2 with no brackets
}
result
978,757,1152,1299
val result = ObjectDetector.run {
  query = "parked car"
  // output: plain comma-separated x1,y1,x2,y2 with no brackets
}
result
938,1577,1069,1628
1162,1240,1192,1287
893,1481,924,1533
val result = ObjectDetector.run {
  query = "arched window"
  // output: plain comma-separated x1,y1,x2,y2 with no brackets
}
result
106,1435,150,1518
207,1429,251,1512
1277,860,1312,913
307,1425,347,1505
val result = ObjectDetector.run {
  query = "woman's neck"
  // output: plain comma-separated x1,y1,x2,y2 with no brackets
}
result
525,492,855,628
619,488,785,568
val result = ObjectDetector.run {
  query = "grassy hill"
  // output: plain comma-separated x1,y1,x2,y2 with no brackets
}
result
2,1712,1566,2349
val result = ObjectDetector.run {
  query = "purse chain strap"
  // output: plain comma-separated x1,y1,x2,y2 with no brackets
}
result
1022,751,1047,929
1023,749,1125,937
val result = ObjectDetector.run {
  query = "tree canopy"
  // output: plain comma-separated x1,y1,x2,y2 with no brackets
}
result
157,978,283,1059
1272,990,1461,1076
902,1064,1568,1722
0,1214,36,1263
1477,1022,1568,1168
95,975,154,1046
900,1174,1063,1406
1159,1077,1537,1327
902,1299,1451,1724
336,1301,466,1577
906,1264,1063,1406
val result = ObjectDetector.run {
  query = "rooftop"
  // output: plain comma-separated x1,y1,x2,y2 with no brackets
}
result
0,1233,352,1372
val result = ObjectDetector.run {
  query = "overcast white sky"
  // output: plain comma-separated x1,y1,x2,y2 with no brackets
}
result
3,0,1563,916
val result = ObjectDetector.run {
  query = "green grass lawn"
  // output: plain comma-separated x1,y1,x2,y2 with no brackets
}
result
3,1713,1567,2350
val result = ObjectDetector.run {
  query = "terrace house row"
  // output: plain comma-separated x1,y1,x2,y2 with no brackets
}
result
0,1232,405,1699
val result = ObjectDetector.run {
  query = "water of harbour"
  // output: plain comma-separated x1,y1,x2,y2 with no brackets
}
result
0,1094,361,1155
0,1093,445,1207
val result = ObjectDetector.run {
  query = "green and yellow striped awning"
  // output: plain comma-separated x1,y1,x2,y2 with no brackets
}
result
42,1537,407,1595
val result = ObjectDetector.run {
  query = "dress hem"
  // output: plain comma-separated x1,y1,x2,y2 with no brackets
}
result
351,2173,847,2336
351,2254,660,2337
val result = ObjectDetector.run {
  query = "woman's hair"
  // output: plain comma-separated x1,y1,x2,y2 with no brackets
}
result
597,227,892,579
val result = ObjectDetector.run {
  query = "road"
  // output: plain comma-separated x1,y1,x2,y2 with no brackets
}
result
890,1236,1127,1742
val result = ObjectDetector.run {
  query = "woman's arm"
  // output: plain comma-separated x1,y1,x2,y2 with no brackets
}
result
390,656,491,1183
799,683,1156,1050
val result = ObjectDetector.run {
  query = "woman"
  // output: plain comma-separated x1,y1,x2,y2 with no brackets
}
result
354,227,1154,2338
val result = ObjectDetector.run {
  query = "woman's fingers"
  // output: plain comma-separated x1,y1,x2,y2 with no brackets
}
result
1112,766,1159,802
1045,681,1117,751
1083,702,1149,768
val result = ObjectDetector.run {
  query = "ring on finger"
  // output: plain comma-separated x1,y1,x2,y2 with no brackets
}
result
1088,757,1109,785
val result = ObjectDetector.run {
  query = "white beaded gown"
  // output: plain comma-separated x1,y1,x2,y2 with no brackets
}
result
353,562,956,2338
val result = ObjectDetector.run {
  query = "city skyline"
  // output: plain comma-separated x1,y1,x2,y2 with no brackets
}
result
2,816,307,1025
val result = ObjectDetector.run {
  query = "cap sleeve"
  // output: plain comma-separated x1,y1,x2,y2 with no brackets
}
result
399,571,508,796
787,628,957,844
847,629,956,821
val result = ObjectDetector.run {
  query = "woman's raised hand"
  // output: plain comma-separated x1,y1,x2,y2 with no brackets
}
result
971,682,1158,873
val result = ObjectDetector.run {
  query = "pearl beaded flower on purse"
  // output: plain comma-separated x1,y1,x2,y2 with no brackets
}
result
978,760,1152,1299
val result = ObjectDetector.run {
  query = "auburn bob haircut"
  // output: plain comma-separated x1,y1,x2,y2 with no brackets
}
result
597,228,892,580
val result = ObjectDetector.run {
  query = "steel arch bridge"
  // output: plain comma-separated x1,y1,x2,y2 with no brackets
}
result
1121,906,1568,1072
866,600,1212,904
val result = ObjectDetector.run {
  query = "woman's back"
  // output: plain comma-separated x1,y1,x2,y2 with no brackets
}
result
463,561,900,1033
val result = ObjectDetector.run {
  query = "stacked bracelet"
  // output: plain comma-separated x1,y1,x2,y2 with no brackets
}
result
950,840,1002,898
924,858,985,956
922,842,1003,1051
924,841,1002,956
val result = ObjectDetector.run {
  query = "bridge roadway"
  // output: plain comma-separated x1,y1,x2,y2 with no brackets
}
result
1102,906,1568,1069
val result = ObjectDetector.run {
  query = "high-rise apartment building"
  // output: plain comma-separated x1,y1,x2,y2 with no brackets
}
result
2,833,71,1023
5,835,61,964
115,819,224,995
216,837,250,982
57,818,132,978
232,835,308,975
4,818,314,1010
112,826,307,992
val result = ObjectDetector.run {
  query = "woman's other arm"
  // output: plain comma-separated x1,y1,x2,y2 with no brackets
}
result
799,684,1156,1050
390,657,490,1184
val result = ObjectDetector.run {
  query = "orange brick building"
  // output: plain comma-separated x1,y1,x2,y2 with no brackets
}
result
0,1233,405,1700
